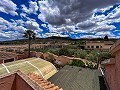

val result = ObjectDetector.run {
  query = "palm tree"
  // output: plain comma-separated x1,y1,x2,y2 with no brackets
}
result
23,30,35,58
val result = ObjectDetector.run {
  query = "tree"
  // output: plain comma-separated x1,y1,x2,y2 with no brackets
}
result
74,50,87,59
46,54,55,64
59,48,69,56
69,59,85,67
104,35,109,41
23,30,35,58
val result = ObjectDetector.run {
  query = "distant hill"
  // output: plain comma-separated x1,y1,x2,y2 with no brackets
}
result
0,36,118,45
47,36,72,40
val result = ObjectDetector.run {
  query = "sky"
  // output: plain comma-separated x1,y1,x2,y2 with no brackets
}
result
0,0,120,41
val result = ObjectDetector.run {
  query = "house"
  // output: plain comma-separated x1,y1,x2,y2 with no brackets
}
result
102,39,120,90
85,41,114,51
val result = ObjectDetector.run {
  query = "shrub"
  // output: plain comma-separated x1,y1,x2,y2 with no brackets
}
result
59,48,69,56
69,59,85,67
74,50,87,59
86,62,97,69
85,54,97,62
46,54,55,64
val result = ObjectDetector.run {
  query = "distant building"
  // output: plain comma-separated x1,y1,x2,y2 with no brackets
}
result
102,39,120,90
85,41,114,51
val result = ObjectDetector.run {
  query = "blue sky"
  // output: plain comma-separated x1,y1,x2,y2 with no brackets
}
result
0,0,120,41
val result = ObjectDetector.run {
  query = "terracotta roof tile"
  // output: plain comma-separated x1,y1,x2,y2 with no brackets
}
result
28,73,63,90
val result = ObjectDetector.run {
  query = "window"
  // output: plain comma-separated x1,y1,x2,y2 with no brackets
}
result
100,46,102,48
96,46,99,48
87,46,90,48
91,46,94,48
4,58,14,63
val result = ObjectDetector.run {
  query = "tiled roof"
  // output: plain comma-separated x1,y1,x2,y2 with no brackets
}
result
28,73,63,90
49,65,101,90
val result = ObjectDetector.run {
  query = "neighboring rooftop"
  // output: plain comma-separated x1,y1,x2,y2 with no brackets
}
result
28,73,63,90
0,70,62,90
0,57,57,79
49,65,101,90
0,51,16,60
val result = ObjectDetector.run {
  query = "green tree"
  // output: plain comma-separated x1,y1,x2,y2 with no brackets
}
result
23,30,35,57
59,48,69,56
74,50,87,59
104,35,109,41
69,59,85,67
46,54,55,64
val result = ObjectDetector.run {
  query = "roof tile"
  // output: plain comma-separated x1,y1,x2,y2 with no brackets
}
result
28,73,63,90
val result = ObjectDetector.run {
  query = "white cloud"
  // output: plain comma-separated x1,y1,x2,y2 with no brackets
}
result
21,5,30,14
38,0,60,22
20,13,27,18
29,1,39,14
109,7,120,18
26,20,43,32
21,1,38,14
43,32,69,38
95,31,115,37
0,17,42,40
0,0,18,16
41,24,47,28
38,14,46,22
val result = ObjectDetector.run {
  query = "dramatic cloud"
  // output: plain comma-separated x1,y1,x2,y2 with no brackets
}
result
0,0,18,16
0,0,120,41
39,0,120,25
37,0,120,38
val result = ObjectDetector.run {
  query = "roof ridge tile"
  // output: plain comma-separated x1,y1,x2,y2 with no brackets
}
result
28,73,63,90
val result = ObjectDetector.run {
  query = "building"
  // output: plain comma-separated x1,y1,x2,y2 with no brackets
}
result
85,41,114,51
102,39,120,90
49,65,106,90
